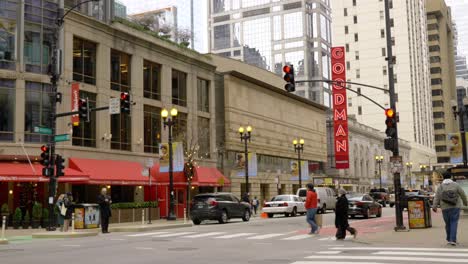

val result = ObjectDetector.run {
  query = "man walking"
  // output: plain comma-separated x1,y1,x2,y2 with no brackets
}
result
433,173,467,246
335,189,357,240
305,183,319,234
98,188,112,234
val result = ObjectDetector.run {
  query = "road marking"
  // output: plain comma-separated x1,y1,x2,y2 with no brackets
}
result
135,247,153,250
152,232,196,238
127,232,168,237
281,234,313,240
330,247,468,252
317,251,342,254
305,255,468,263
374,251,468,257
215,233,256,239
247,233,285,240
62,245,81,247
183,232,226,238
292,262,387,264
109,238,126,241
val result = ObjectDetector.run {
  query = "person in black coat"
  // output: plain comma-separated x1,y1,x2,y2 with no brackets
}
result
63,193,74,232
97,188,112,234
335,189,357,240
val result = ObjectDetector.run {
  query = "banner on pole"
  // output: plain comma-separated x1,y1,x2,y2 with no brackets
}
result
71,83,80,126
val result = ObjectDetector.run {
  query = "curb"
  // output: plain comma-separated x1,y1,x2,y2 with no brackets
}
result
109,223,192,233
0,239,8,245
32,231,99,239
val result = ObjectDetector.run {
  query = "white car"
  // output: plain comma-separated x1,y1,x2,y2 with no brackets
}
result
262,195,306,218
296,187,337,213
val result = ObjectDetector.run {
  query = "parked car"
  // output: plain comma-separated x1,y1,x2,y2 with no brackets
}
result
369,188,389,207
297,187,336,213
262,195,306,218
388,192,395,207
347,193,382,219
190,193,251,225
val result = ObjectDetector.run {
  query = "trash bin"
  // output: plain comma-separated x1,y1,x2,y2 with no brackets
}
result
74,204,100,229
407,196,432,229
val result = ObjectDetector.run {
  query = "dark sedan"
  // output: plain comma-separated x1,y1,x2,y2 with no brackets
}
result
190,193,251,225
347,193,382,219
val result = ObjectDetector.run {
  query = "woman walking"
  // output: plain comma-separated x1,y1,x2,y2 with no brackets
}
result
62,193,74,232
335,189,357,240
56,194,65,231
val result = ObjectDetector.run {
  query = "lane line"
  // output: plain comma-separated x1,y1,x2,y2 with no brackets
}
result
330,247,468,252
292,262,388,264
109,238,126,241
215,233,256,239
282,234,313,240
152,232,196,238
305,255,468,263
61,245,81,247
127,232,168,237
247,233,285,240
135,247,153,250
183,232,226,238
317,251,342,254
374,251,468,257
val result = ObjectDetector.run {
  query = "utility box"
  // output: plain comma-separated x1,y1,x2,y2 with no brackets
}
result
407,196,432,229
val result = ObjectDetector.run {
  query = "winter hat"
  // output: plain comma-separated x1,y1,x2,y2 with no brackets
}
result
338,189,347,196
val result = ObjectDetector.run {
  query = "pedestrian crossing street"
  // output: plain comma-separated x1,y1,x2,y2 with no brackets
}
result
290,246,468,264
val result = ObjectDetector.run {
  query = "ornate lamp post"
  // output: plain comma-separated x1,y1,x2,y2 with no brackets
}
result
239,126,252,194
293,139,305,187
375,156,384,189
162,108,178,220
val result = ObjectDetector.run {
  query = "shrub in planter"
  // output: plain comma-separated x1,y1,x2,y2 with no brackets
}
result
42,208,49,228
32,203,43,228
13,208,22,229
1,203,9,228
23,211,30,229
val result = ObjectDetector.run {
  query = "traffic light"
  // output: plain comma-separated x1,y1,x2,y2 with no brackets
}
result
120,92,131,114
384,108,397,151
78,98,90,122
55,155,65,177
283,65,295,92
40,145,54,177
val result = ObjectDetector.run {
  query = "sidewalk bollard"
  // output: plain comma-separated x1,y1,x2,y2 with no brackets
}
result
71,213,75,233
142,209,145,226
184,208,187,224
1,216,6,240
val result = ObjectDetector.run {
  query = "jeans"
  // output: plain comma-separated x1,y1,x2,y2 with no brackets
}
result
442,208,461,243
306,208,318,233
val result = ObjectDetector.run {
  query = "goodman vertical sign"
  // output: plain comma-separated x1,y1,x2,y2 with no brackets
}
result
331,47,349,169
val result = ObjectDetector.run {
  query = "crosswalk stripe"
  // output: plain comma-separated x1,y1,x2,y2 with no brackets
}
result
374,251,468,257
305,255,468,263
292,262,387,264
127,232,168,237
330,247,468,252
281,234,312,240
183,232,226,238
317,251,342,254
215,233,256,239
247,233,285,240
152,232,196,238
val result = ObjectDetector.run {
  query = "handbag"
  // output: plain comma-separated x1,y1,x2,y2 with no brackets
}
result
60,203,67,216
314,213,323,227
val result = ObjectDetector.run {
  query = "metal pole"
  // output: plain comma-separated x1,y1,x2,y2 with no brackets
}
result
379,162,382,189
71,213,75,233
384,0,405,231
148,166,152,224
459,112,468,167
244,138,249,194
167,121,176,220
298,150,302,188
1,216,5,240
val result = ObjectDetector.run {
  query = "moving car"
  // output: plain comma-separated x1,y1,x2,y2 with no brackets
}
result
262,195,306,218
190,193,251,225
369,188,389,207
347,193,382,219
296,187,336,213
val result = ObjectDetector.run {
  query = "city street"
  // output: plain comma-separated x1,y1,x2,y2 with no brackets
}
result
4,208,468,264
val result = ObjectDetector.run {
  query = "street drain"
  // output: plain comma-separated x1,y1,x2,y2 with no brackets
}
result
168,247,198,252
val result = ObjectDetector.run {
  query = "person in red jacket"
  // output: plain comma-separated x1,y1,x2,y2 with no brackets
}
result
305,183,319,234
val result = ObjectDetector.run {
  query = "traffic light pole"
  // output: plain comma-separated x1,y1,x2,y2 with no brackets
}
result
384,0,406,231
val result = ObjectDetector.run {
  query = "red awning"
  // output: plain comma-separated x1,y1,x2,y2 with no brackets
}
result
193,167,230,187
150,164,187,185
69,158,151,185
0,162,89,183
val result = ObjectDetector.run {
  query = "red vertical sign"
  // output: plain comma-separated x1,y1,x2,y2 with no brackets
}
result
71,83,80,126
331,47,349,169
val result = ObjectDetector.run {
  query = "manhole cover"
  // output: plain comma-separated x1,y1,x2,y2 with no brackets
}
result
168,247,198,252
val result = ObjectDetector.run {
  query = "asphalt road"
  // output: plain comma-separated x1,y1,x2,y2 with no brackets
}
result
2,208,466,264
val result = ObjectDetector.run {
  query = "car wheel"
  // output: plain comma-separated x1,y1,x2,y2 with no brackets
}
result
363,208,370,219
291,207,297,217
321,204,327,214
377,208,382,218
382,201,387,207
390,203,394,208
267,213,274,218
192,219,201,225
218,210,228,224
242,209,251,222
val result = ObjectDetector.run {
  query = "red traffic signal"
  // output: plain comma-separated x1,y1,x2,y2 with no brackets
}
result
283,65,292,74
283,64,295,92
121,92,129,100
41,145,48,152
385,108,395,118
120,92,131,114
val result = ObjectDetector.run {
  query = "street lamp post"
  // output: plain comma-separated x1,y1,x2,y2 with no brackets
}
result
419,165,427,189
293,139,305,187
451,98,468,167
162,108,178,221
375,156,384,189
406,162,413,189
239,126,252,194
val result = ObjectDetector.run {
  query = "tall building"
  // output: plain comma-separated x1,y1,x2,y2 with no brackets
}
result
457,78,468,130
208,0,333,106
446,0,468,80
426,0,458,164
331,0,435,162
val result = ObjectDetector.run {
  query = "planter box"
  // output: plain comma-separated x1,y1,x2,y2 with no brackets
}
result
109,208,160,224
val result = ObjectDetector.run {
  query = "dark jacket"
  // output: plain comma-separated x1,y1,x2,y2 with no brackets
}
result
63,196,74,220
98,194,112,218
335,194,349,228
242,193,250,204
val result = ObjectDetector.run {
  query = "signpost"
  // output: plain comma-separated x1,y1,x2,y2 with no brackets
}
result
54,134,70,142
109,98,121,115
34,127,52,135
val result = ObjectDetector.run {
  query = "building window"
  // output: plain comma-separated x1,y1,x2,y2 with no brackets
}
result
382,48,386,56
435,134,445,141
380,11,384,20
430,67,442,74
0,79,15,141
197,78,210,112
345,26,349,34
25,82,53,143
353,16,357,24
434,123,445,130
110,49,131,92
143,105,161,154
345,44,350,52
383,66,387,75
354,33,358,42
353,0,356,6
430,56,441,63
389,0,393,8
346,61,350,70
344,8,348,16
391,37,395,45
429,45,440,52
432,100,444,107
172,69,187,107
198,117,210,158
173,112,188,147
213,24,230,50
111,112,131,151
431,78,442,85
357,87,361,94
143,60,161,101
73,38,96,85
358,106,362,115
380,29,385,38
72,91,96,147
435,146,447,152
432,89,443,96
356,69,360,78
433,112,444,118
355,51,359,60
0,1,18,70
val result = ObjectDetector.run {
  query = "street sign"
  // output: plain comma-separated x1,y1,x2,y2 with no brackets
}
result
34,126,52,135
141,169,149,177
109,98,120,114
145,158,154,169
54,134,70,142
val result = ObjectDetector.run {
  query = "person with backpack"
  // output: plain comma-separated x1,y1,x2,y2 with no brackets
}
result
432,172,468,246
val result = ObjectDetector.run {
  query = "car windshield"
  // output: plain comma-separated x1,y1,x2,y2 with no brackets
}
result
271,195,292,202
298,189,307,197
193,195,214,202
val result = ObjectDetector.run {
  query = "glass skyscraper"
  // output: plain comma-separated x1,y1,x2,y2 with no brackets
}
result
208,0,332,106
447,0,468,80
